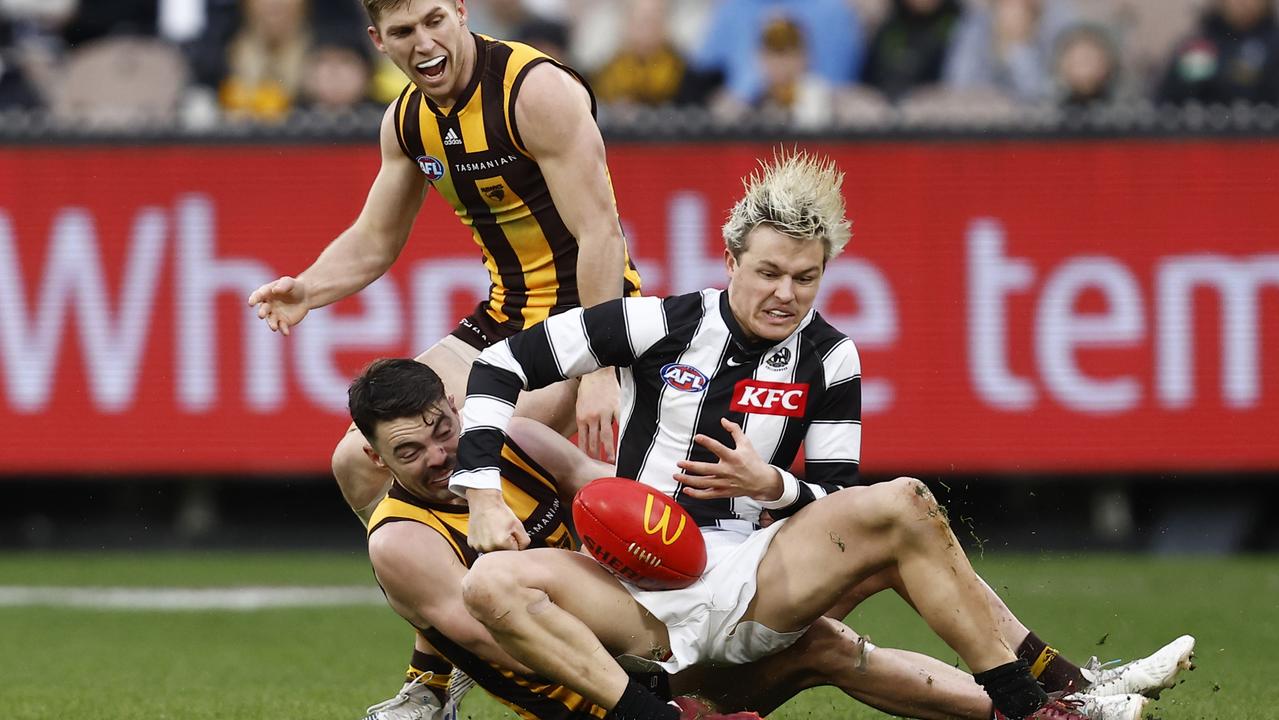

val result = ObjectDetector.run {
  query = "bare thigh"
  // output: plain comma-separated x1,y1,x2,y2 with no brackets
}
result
470,548,672,660
742,486,901,633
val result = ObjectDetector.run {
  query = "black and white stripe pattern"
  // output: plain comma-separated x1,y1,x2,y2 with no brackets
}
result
452,290,862,527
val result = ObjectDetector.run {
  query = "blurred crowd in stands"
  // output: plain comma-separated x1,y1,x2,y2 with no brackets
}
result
1,0,1278,131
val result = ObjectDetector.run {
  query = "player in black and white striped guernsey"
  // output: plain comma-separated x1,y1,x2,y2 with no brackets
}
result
459,285,860,534
453,152,1094,720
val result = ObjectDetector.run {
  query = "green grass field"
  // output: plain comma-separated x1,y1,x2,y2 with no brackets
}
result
1,552,1273,719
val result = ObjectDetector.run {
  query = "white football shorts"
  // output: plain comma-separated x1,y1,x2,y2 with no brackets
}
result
621,519,805,673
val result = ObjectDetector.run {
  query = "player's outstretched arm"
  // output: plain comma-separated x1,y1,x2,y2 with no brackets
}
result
506,418,613,503
515,63,627,461
247,102,427,334
369,521,533,673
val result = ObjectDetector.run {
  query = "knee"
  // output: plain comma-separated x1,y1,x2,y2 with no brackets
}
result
462,553,524,623
845,477,944,538
880,477,941,521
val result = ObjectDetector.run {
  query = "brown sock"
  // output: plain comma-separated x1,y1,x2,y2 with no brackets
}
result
1016,631,1087,694
406,649,453,701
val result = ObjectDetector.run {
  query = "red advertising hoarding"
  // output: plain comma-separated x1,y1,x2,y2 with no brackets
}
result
1,140,1276,475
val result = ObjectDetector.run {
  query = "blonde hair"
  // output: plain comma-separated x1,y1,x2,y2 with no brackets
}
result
363,0,410,25
363,0,461,25
722,149,852,262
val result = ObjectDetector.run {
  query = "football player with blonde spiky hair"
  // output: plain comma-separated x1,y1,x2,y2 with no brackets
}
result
452,150,1186,720
722,149,853,264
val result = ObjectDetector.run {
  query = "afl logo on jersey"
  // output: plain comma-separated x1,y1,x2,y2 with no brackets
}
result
417,155,445,181
660,363,708,393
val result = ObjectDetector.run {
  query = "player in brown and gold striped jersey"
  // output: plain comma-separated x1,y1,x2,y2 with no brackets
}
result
247,0,639,529
356,360,599,720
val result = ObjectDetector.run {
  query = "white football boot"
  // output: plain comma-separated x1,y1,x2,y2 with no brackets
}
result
363,670,468,720
1083,634,1195,698
444,669,475,720
1065,692,1149,720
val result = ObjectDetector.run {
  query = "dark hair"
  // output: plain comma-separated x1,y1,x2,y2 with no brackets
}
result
348,358,446,443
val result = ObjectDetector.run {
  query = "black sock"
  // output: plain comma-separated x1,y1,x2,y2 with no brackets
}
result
609,680,679,720
974,659,1048,720
1016,631,1087,693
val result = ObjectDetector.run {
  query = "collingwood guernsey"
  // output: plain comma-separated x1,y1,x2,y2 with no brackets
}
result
453,289,862,529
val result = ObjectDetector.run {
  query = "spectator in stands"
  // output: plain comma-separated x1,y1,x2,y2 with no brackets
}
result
1157,0,1279,105
944,0,1076,104
466,0,535,39
514,15,569,63
592,0,691,108
1053,22,1121,108
0,0,75,110
860,0,963,103
693,0,862,107
218,0,310,121
61,0,156,47
184,0,239,90
753,15,837,129
707,15,842,130
297,24,375,114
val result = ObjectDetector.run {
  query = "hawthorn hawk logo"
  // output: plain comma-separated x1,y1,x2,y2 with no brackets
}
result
481,183,506,202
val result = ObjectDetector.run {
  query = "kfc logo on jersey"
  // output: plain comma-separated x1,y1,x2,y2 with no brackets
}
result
417,155,445,181
730,380,809,417
660,363,708,393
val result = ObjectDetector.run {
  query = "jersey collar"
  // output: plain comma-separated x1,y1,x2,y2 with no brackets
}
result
423,32,487,118
717,288,815,358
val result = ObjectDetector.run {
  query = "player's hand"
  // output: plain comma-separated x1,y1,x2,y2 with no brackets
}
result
674,418,783,501
575,368,619,463
247,276,310,336
465,489,531,552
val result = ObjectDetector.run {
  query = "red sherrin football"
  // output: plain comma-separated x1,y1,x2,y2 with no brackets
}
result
572,477,707,591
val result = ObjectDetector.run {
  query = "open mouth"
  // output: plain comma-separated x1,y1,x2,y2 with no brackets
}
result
416,55,447,79
428,462,455,485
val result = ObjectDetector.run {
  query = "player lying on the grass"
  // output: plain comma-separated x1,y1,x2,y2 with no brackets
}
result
453,151,1193,720
352,358,1190,720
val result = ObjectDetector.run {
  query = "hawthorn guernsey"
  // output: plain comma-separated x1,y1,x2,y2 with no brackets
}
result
452,288,861,529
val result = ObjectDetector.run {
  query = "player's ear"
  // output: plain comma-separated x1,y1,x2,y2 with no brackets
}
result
364,445,387,469
367,25,385,54
456,0,467,24
724,248,739,276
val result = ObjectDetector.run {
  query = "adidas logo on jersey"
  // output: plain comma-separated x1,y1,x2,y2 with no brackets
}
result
444,128,462,146
730,379,809,417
